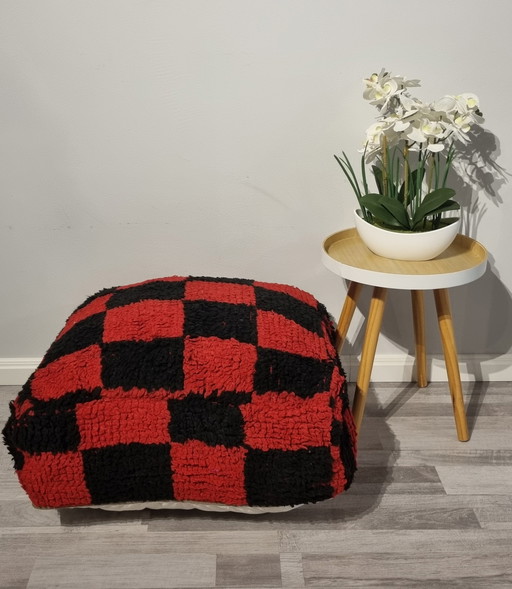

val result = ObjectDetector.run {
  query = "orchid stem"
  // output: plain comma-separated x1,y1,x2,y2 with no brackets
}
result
427,151,434,194
403,142,409,207
381,135,388,196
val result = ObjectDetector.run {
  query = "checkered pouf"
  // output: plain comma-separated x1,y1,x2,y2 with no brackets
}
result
2,276,357,509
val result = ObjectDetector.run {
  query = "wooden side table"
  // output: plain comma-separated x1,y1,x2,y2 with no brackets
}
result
322,228,488,441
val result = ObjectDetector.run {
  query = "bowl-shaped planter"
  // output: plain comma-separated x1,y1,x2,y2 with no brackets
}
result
354,209,461,261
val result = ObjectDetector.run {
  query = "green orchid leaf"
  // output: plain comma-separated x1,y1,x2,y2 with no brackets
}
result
360,194,403,228
371,166,384,194
410,168,426,198
378,195,412,229
430,199,461,215
361,147,369,195
412,188,456,226
398,181,406,204
334,154,361,199
399,168,426,204
412,201,460,230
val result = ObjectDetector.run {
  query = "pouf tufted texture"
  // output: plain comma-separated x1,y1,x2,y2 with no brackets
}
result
3,276,357,510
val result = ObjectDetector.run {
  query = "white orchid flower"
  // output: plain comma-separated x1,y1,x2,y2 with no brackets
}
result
338,69,484,215
454,114,473,133
363,69,420,111
365,122,383,144
393,119,410,132
442,118,471,143
457,93,480,111
422,119,446,139
363,77,399,107
362,144,382,162
434,94,483,127
433,95,458,113
398,94,421,113
426,142,445,152
405,124,427,144
381,112,411,133
365,121,391,144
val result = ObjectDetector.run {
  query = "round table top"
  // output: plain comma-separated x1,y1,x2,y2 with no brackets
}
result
322,228,488,290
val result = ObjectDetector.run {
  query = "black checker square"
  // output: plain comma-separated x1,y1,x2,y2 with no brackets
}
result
72,287,118,314
254,286,322,335
339,418,357,489
330,419,343,447
82,442,173,504
184,300,257,344
6,408,80,454
254,348,333,398
106,280,186,309
30,388,102,413
101,338,184,391
168,394,245,447
41,312,105,368
187,276,254,285
245,447,334,506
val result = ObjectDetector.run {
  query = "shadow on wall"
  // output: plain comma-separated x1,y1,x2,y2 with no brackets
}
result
451,126,509,239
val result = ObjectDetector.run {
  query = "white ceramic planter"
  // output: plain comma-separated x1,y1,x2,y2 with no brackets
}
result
354,209,461,261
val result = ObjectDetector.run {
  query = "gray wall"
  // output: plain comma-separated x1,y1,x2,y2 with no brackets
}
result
1,1,511,373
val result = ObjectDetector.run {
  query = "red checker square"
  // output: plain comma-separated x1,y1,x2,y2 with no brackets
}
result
254,281,318,308
257,310,329,360
18,451,91,508
171,440,247,504
185,281,256,305
329,445,348,495
103,300,185,342
117,276,186,290
58,294,112,339
320,321,338,360
329,369,345,421
31,345,103,401
184,337,257,394
241,391,333,451
101,387,176,401
76,398,171,450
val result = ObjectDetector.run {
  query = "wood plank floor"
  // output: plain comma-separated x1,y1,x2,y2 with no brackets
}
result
1,382,512,588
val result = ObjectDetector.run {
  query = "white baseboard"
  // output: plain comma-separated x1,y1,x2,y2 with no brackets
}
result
0,358,40,386
344,354,512,383
1,354,511,386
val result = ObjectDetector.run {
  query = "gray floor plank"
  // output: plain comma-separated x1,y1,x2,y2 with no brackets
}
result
302,552,512,587
27,553,217,588
0,554,34,589
148,504,478,532
0,530,279,557
280,553,305,588
436,465,512,495
360,449,512,467
279,529,512,554
378,417,512,450
216,554,281,587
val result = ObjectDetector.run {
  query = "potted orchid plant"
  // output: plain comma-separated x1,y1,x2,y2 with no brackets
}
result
335,69,484,260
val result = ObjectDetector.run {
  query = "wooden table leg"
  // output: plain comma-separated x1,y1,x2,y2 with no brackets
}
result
352,286,387,432
336,281,363,351
433,288,470,442
411,290,428,388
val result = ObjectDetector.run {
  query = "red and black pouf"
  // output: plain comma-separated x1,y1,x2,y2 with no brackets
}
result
3,276,357,509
